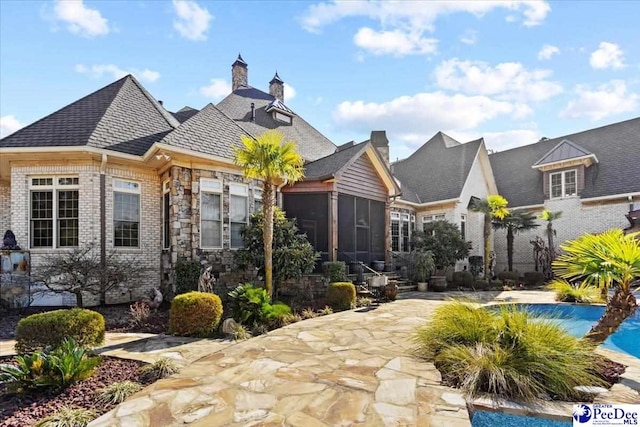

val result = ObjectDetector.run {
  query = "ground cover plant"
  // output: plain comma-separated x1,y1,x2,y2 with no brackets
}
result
413,301,611,402
547,280,603,303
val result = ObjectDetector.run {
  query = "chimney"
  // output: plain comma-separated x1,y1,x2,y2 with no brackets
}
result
269,71,284,101
370,130,390,168
232,54,248,91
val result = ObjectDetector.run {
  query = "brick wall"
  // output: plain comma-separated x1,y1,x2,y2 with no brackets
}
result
0,184,10,237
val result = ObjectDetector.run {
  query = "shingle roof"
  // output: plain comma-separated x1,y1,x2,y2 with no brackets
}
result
490,117,640,206
217,86,336,161
304,142,367,180
159,104,250,160
392,132,482,203
0,75,178,156
533,139,594,167
171,107,200,124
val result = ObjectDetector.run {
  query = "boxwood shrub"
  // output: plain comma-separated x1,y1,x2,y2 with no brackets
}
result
497,271,520,283
327,282,356,311
169,291,223,337
523,271,545,287
15,308,105,354
452,271,474,287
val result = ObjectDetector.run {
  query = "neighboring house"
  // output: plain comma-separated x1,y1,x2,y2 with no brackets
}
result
389,132,498,270
490,118,640,272
0,55,398,305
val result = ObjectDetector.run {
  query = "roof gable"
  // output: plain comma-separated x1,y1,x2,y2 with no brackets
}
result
532,139,598,169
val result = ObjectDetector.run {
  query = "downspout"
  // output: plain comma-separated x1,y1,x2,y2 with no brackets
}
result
100,155,107,302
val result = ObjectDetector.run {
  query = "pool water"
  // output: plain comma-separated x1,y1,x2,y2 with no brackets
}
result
472,410,571,426
516,303,640,358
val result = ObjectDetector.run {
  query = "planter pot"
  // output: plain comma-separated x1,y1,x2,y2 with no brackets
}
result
385,283,398,301
429,276,448,292
372,260,385,272
417,282,428,292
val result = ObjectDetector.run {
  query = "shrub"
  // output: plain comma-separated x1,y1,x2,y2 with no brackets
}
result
452,271,474,287
0,352,50,392
468,256,483,278
473,280,489,291
138,358,179,382
327,282,356,311
228,283,270,326
356,297,373,308
414,301,605,401
175,258,202,295
412,221,470,269
301,308,318,319
169,291,223,337
547,280,603,303
129,301,151,327
497,271,520,282
323,262,346,283
231,324,251,341
34,407,97,427
16,308,105,354
318,306,333,316
523,271,546,287
96,381,142,405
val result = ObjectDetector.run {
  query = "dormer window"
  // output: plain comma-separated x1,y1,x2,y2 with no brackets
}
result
273,111,292,124
550,170,577,199
265,98,295,125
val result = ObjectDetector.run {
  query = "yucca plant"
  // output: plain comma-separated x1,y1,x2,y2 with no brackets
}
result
0,352,50,392
547,280,603,303
46,339,101,388
553,229,640,344
34,407,97,427
96,381,142,405
138,357,179,382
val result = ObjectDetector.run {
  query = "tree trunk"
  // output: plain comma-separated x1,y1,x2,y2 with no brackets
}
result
75,291,84,308
263,181,275,300
585,286,637,345
483,215,491,280
547,222,555,259
507,228,514,272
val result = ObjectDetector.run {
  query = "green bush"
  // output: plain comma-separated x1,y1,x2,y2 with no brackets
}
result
34,407,97,427
175,258,202,295
523,271,545,287
414,301,604,401
138,358,179,382
322,261,346,283
169,291,223,337
547,280,603,303
15,308,105,354
468,256,483,278
452,271,474,287
96,381,142,405
227,284,293,329
327,282,356,311
473,280,490,291
497,271,520,282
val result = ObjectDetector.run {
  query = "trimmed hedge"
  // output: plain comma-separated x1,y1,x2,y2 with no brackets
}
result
473,280,490,291
497,271,520,282
523,271,545,287
15,308,105,354
322,261,346,283
169,291,223,337
327,282,356,311
452,271,474,287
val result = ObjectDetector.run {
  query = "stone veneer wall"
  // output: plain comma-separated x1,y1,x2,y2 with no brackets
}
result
0,184,10,236
161,165,262,292
9,162,161,306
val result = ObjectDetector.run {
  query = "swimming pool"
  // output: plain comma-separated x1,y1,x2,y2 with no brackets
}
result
472,410,571,427
514,303,639,358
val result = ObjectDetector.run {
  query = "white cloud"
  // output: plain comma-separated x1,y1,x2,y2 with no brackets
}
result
448,129,540,152
75,64,160,83
561,80,638,121
0,115,24,138
52,0,109,37
589,42,625,69
333,92,530,152
284,83,296,101
200,78,231,101
459,29,478,45
354,27,437,56
172,0,212,41
300,1,550,33
434,58,563,103
538,44,560,60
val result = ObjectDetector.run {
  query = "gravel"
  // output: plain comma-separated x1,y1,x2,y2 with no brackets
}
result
0,356,152,427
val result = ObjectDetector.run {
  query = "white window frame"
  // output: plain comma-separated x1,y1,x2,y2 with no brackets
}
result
422,213,445,233
549,169,577,199
460,214,467,241
390,212,400,252
113,179,141,248
229,183,249,249
200,178,223,249
28,176,79,249
253,188,263,214
162,180,170,249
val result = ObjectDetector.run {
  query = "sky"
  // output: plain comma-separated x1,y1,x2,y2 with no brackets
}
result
1,0,639,161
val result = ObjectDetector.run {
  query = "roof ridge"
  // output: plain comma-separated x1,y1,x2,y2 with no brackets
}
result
125,74,180,128
304,140,365,167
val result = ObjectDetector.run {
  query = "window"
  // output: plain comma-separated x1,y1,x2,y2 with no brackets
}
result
460,214,466,241
162,181,170,249
274,112,292,124
200,179,222,249
391,212,400,251
550,170,577,199
30,177,79,248
253,188,263,214
401,214,410,251
422,214,445,232
230,183,248,248
390,212,413,252
113,179,140,247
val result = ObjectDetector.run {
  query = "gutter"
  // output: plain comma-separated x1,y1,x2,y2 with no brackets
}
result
580,192,640,203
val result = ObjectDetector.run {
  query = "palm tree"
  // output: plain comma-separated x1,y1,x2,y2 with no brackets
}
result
234,130,304,298
492,210,539,272
540,210,562,259
470,195,510,279
553,229,640,344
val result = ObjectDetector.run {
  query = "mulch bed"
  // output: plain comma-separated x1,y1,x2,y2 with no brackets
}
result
0,356,153,427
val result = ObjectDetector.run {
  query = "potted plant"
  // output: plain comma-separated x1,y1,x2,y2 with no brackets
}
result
412,220,471,292
412,249,434,292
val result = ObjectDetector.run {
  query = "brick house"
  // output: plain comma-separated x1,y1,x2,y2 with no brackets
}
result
0,56,398,305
